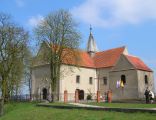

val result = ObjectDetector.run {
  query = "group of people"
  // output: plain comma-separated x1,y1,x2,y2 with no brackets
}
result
144,87,155,104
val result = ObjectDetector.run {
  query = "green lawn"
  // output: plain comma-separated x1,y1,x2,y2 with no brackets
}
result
87,102,156,108
0,102,155,120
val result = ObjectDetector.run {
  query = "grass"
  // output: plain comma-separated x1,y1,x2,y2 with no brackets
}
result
87,102,156,108
0,102,155,120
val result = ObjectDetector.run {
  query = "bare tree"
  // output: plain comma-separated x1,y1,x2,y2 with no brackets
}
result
34,9,81,101
23,48,33,100
0,12,29,102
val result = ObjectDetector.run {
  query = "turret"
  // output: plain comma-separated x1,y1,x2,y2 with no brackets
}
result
87,26,98,57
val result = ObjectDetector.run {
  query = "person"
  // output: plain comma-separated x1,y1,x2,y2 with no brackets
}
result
149,90,154,104
144,87,150,104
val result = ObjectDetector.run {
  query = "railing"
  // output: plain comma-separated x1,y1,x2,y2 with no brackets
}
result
8,93,104,103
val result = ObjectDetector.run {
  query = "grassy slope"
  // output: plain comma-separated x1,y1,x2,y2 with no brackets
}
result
87,102,156,108
0,102,155,120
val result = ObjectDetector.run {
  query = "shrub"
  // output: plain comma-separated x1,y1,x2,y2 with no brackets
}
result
87,95,92,100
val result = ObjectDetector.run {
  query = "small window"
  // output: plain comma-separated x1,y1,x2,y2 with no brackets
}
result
76,75,80,83
103,77,107,85
89,77,93,84
121,75,126,85
145,75,148,84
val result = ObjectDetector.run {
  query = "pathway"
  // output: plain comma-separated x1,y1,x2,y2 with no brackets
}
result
37,102,156,113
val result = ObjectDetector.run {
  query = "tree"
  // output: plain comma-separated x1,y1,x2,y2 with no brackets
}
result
23,48,33,100
0,12,29,101
34,9,81,101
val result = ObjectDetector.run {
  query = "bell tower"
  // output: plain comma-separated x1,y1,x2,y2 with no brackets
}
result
87,25,98,57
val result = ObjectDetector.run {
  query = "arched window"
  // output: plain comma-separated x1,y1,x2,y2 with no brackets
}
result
145,75,148,84
121,75,126,85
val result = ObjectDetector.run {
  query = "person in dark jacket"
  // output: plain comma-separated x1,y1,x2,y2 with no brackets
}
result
144,87,150,104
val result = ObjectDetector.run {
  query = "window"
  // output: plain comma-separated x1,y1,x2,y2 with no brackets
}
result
145,75,148,84
103,77,107,85
76,75,80,83
89,77,93,84
121,75,126,85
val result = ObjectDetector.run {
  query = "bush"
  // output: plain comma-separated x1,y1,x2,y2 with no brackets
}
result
87,95,92,100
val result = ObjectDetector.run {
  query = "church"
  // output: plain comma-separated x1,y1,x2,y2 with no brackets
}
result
31,28,155,101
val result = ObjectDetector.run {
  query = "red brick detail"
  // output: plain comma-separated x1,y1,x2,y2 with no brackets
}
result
64,90,68,103
108,90,112,103
97,91,100,103
75,90,79,103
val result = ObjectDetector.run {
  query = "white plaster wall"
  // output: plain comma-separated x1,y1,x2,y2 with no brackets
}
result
31,64,97,101
60,65,97,94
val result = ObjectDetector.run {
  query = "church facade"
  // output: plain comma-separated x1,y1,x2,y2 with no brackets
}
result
31,29,155,101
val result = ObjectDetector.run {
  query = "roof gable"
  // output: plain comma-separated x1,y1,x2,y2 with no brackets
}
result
111,54,135,71
124,55,152,72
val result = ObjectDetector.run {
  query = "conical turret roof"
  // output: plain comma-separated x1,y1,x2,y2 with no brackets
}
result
87,26,98,53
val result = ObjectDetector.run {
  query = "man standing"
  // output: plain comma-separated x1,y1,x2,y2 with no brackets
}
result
144,87,150,104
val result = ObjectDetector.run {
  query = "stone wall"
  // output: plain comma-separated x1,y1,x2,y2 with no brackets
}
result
97,68,112,94
31,64,51,96
137,70,154,98
109,69,138,100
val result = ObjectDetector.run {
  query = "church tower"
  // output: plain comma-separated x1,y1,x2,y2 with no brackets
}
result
87,26,98,57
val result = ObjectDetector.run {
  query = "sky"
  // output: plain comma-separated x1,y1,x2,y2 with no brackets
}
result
1,0,156,92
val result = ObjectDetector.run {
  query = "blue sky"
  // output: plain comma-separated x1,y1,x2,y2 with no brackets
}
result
1,0,156,91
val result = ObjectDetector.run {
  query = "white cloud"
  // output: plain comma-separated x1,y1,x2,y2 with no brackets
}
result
15,0,25,7
71,0,156,27
28,15,44,27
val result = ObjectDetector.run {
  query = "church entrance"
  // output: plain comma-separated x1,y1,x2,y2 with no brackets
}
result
76,89,84,100
79,90,84,100
42,88,47,100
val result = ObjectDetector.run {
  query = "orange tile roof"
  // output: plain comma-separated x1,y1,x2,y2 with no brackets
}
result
62,46,125,68
93,47,125,68
78,51,96,68
62,49,95,68
124,55,152,72
61,46,152,72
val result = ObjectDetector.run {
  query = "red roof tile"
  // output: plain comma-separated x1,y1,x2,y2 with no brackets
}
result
62,49,95,68
124,55,152,72
61,46,152,72
93,47,125,68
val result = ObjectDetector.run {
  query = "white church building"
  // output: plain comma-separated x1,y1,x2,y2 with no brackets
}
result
31,28,155,101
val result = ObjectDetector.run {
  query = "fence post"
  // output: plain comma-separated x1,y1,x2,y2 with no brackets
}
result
108,90,112,103
75,90,79,103
0,98,4,116
64,90,68,103
97,91,100,103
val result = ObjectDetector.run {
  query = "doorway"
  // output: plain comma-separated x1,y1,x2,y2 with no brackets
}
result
77,89,84,100
42,88,47,100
